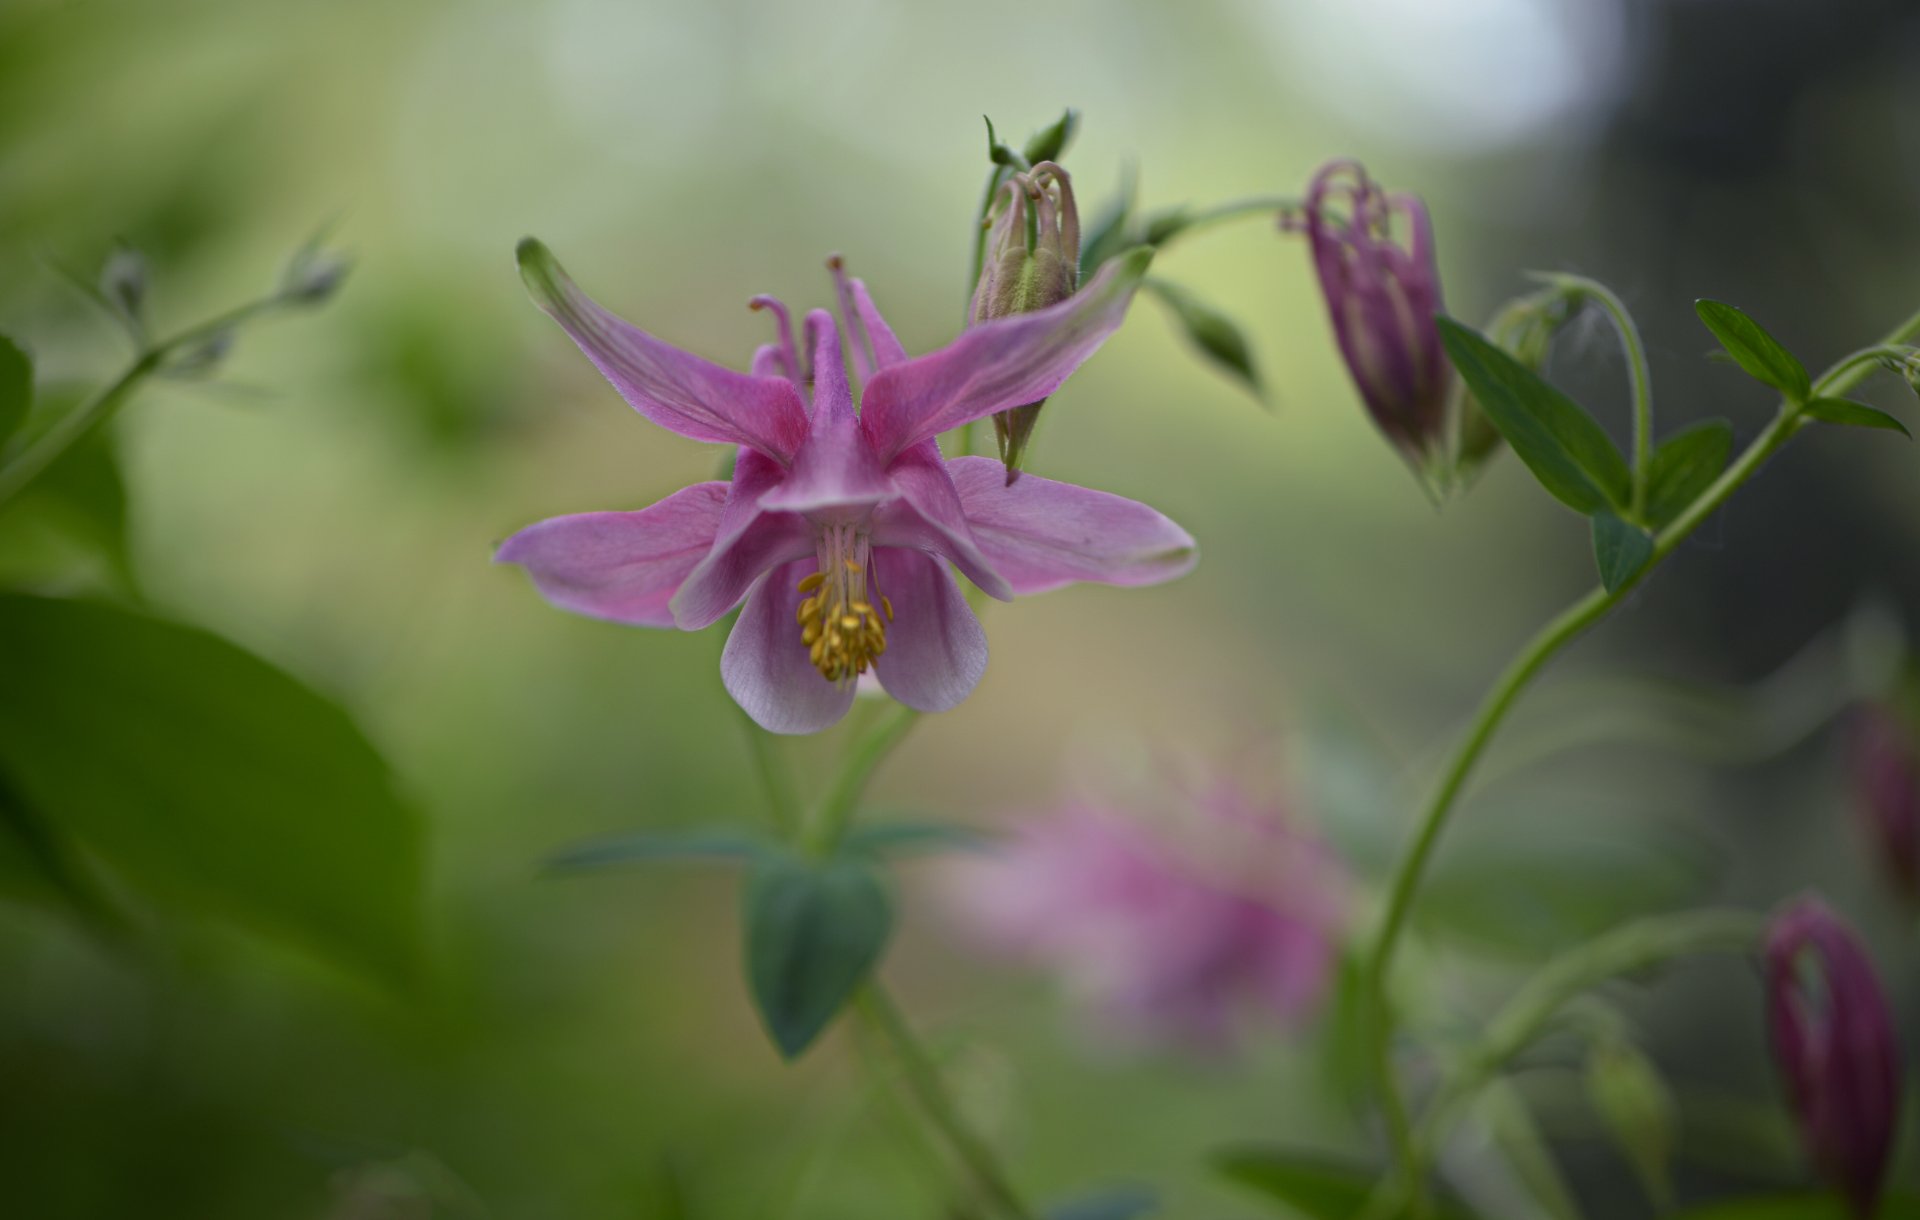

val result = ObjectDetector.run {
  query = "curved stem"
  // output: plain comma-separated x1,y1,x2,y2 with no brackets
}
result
1560,278,1655,520
1359,302,1920,1191
856,984,1037,1220
804,703,920,856
1152,195,1302,248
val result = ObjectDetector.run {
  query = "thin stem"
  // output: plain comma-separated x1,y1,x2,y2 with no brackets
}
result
1152,195,1302,247
855,984,1037,1220
1560,278,1655,520
739,711,800,837
1359,303,1920,1190
804,702,919,856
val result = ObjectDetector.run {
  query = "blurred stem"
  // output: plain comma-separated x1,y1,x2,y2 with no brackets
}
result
0,295,281,512
1359,302,1920,1197
855,985,1037,1220
804,703,919,856
739,711,800,837
1152,195,1301,247
1559,278,1654,521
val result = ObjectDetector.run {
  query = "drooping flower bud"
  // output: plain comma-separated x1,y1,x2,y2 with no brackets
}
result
970,162,1079,482
1848,701,1920,905
1764,897,1903,1217
1285,161,1451,488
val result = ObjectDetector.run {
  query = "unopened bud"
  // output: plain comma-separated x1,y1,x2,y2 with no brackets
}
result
970,162,1080,481
100,242,148,329
282,248,351,305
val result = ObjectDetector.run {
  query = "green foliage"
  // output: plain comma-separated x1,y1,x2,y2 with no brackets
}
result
1214,1148,1480,1219
1586,1038,1678,1208
840,820,988,858
1044,1186,1158,1220
1144,278,1264,403
1436,316,1630,515
1802,396,1911,438
0,333,29,449
1591,512,1653,593
743,848,894,1058
1644,419,1734,527
548,827,771,871
1671,1195,1920,1219
1079,168,1138,278
1695,300,1811,402
0,594,423,981
1021,108,1080,165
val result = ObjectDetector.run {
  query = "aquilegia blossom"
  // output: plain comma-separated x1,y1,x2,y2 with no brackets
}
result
498,240,1195,734
1765,897,1903,1217
1286,160,1453,481
944,769,1346,1050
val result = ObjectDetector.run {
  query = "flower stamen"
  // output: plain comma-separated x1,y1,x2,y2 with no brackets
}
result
795,525,887,684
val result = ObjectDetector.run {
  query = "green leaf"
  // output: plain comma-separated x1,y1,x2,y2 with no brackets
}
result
1021,108,1079,165
0,595,423,981
841,820,988,859
1586,1039,1677,1209
1695,300,1811,402
1591,512,1653,593
0,333,29,449
1644,419,1733,527
1436,316,1630,515
1078,168,1138,278
743,850,893,1058
1802,396,1911,438
0,413,133,593
1144,279,1264,403
1671,1195,1920,1219
548,827,772,872
1044,1186,1157,1220
1214,1148,1479,1219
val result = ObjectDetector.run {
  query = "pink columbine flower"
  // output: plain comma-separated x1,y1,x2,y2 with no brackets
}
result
1765,897,1904,1218
1286,160,1453,480
498,240,1195,734
944,771,1346,1050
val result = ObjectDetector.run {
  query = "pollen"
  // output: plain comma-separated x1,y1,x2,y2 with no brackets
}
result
795,533,888,685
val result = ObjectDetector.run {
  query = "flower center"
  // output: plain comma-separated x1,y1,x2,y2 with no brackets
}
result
795,524,892,684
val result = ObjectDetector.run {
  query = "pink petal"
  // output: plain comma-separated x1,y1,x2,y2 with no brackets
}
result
496,482,727,627
870,548,987,713
517,239,810,463
858,248,1152,462
850,278,909,367
721,562,858,734
670,449,814,629
947,456,1197,595
871,441,1012,600
759,310,896,515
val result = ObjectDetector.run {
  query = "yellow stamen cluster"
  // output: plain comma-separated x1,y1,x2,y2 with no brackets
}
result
796,559,893,684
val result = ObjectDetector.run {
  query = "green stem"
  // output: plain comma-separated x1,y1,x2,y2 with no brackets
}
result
804,702,919,856
0,295,282,512
1359,302,1920,1188
1152,195,1301,247
739,711,800,837
1557,278,1655,520
855,984,1037,1220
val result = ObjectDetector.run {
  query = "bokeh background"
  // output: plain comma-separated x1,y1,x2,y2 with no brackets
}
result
2,0,1918,1216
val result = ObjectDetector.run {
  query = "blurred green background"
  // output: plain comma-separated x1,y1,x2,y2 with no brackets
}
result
1,0,1917,1216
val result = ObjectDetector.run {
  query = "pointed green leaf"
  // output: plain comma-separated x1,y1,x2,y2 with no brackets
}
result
1644,419,1733,527
1214,1148,1481,1219
1694,300,1810,402
0,595,423,981
1437,317,1630,514
548,827,772,872
1591,512,1653,593
1078,168,1138,278
744,851,893,1058
842,820,989,859
1803,396,1910,438
0,334,29,450
1145,279,1263,402
1021,108,1080,165
1586,1040,1677,1209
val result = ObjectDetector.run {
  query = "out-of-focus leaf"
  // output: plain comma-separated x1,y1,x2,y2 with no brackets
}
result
0,413,132,592
1672,1195,1920,1219
1418,809,1712,956
0,332,29,448
1213,1148,1479,1219
1478,1079,1579,1220
1312,950,1374,1108
1802,396,1911,438
841,820,988,859
1437,317,1629,515
1591,512,1652,593
0,595,422,981
1044,1184,1157,1220
743,849,892,1058
1695,300,1810,403
548,828,771,872
1145,279,1263,403
1645,419,1733,527
1078,168,1138,278
1021,108,1079,165
1586,1039,1677,1208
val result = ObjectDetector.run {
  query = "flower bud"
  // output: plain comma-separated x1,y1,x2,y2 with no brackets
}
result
100,242,149,330
1286,161,1451,487
1848,701,1920,905
970,162,1079,481
1764,897,1903,1217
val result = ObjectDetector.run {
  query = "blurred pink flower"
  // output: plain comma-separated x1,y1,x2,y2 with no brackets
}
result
946,772,1347,1050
